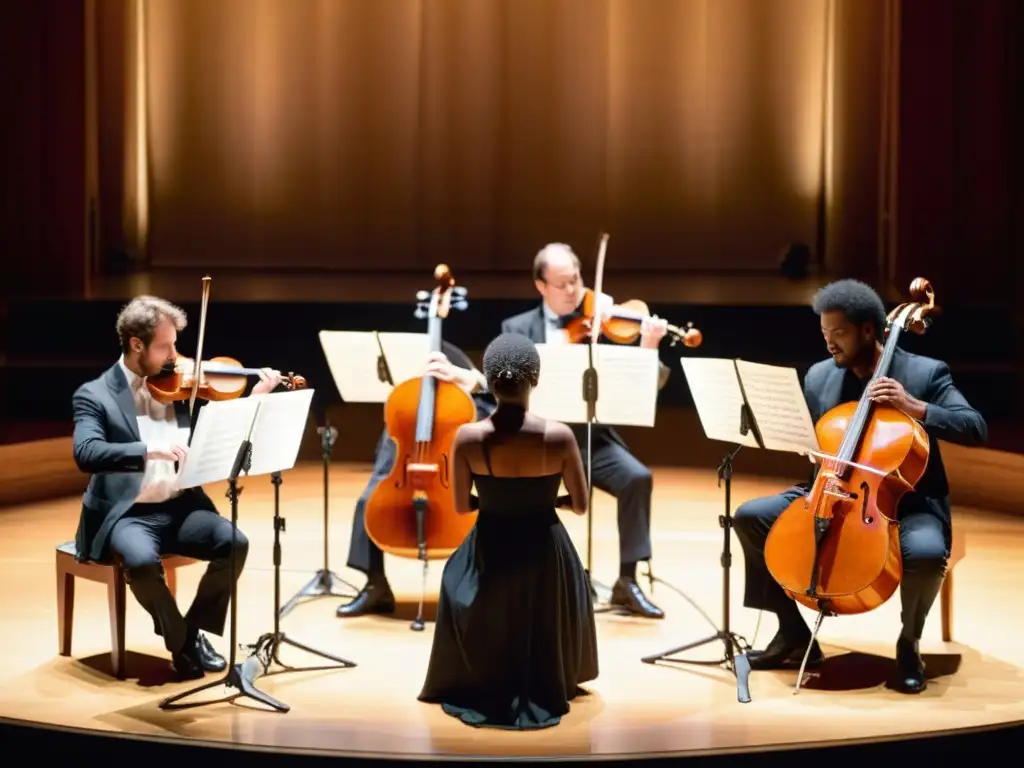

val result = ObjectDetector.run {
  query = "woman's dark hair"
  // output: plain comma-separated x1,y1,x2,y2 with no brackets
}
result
812,279,886,338
483,333,540,400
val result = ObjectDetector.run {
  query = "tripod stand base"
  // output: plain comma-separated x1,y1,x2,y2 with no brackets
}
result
158,661,290,712
279,569,360,618
642,631,752,704
252,631,358,674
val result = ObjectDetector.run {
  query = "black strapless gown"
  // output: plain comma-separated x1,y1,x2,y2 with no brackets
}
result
417,470,599,729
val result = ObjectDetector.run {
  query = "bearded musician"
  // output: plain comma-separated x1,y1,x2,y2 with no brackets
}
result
499,243,670,619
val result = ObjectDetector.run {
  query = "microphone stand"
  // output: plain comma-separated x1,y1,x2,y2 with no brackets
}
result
160,438,289,712
279,418,359,618
640,403,761,704
242,471,357,690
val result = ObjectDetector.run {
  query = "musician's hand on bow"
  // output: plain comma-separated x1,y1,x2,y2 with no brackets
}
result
640,314,668,348
426,351,477,394
252,367,283,395
867,376,927,419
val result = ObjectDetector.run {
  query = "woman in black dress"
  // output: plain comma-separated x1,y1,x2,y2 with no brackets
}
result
418,333,599,729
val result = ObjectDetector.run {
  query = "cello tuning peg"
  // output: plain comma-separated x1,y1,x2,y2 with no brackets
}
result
453,286,468,297
413,307,428,319
416,290,430,301
453,300,469,311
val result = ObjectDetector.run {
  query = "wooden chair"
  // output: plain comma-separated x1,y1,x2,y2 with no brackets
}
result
940,516,966,642
55,541,198,679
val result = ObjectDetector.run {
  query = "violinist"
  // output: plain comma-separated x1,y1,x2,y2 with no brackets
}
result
499,243,668,620
70,295,282,681
337,342,496,618
733,279,987,694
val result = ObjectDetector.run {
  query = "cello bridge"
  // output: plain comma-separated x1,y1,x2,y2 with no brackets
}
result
407,462,439,474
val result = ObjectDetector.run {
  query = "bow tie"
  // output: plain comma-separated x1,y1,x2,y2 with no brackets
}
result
555,311,582,329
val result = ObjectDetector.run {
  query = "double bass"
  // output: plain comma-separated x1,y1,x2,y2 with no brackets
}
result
763,277,940,689
363,264,476,631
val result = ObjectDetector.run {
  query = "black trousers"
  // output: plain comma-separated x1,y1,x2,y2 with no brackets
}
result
346,431,395,576
572,424,653,565
733,487,949,641
108,490,249,654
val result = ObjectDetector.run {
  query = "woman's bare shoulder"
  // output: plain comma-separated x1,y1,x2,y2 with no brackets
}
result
541,418,576,448
456,420,490,443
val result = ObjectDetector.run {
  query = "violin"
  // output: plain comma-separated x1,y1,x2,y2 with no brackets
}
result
562,233,702,348
146,356,307,405
562,287,703,348
362,263,477,631
763,277,940,683
150,275,306,411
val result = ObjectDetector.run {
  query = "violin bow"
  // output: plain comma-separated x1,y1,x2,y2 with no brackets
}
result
189,276,212,420
592,232,609,345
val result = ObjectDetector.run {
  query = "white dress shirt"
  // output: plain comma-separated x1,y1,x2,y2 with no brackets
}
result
118,357,189,504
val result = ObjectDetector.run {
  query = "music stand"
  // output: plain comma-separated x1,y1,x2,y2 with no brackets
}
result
279,330,428,617
158,391,344,712
641,357,820,704
243,389,357,690
530,342,660,606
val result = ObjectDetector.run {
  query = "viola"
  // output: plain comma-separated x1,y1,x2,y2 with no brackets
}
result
763,277,939,684
146,356,307,405
362,263,477,631
562,287,703,348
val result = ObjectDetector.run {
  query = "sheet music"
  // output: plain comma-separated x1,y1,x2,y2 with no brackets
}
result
375,332,431,387
528,344,658,427
318,331,394,403
680,358,760,447
592,346,659,427
176,398,259,489
735,359,819,453
530,344,591,424
247,388,315,476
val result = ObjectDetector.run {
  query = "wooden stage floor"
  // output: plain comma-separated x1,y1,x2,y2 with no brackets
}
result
1,464,1022,760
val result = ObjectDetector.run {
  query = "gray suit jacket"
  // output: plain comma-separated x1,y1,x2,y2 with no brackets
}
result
71,363,215,563
500,304,670,450
802,347,987,536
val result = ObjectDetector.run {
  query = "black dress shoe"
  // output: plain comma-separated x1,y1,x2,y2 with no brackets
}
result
609,578,664,619
336,581,396,618
194,631,227,672
170,645,205,681
747,629,825,671
893,637,927,694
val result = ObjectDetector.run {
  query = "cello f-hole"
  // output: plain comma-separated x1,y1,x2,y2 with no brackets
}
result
860,481,873,524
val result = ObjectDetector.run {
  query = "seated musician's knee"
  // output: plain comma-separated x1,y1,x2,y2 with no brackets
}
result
211,526,250,566
902,539,948,578
733,498,770,530
114,546,162,574
121,559,164,585
626,466,653,494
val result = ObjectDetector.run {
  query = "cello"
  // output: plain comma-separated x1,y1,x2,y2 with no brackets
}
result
363,264,476,631
763,277,940,690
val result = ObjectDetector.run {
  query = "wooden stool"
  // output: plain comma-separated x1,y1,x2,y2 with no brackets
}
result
940,516,966,642
55,541,198,679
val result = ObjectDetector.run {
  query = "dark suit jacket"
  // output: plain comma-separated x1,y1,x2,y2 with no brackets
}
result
802,347,987,538
71,363,215,563
500,304,670,450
